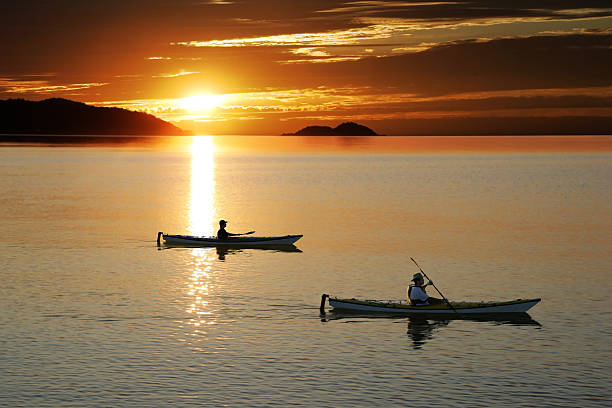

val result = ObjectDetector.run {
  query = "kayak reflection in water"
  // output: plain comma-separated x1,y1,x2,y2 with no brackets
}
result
407,317,450,350
216,219,255,240
407,272,444,306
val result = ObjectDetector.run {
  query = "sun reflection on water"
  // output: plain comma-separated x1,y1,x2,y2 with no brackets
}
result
186,248,217,329
186,136,217,329
189,136,216,236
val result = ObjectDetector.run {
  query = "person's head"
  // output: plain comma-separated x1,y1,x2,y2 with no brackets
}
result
412,272,424,285
219,219,227,227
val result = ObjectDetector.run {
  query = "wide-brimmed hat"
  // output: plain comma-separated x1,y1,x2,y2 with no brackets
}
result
412,272,423,281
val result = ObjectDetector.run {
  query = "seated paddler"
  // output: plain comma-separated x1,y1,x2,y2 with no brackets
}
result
216,219,255,240
407,272,444,306
217,219,235,240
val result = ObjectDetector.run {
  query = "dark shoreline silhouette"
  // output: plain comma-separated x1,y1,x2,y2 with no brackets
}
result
0,134,163,145
283,122,381,136
0,98,190,137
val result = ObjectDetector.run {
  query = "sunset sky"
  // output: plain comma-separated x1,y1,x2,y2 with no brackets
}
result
1,0,611,135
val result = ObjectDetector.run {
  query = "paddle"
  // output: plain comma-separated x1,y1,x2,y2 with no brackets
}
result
410,257,461,316
236,230,255,236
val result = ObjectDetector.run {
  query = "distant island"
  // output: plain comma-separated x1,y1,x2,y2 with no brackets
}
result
0,98,189,136
282,122,381,136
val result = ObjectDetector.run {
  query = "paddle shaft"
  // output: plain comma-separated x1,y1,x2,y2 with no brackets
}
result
229,231,255,236
410,257,460,315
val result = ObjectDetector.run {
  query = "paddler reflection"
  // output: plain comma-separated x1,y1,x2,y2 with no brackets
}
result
216,246,236,260
216,245,302,261
406,317,450,350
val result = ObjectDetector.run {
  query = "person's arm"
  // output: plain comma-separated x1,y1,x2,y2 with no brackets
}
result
227,230,255,236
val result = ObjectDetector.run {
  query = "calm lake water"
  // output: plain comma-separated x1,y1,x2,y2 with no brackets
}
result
1,136,611,407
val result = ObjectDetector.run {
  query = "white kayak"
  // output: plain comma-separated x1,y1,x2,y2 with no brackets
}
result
158,232,302,246
322,294,540,314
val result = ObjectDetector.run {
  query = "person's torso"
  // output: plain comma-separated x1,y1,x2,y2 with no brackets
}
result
408,285,429,303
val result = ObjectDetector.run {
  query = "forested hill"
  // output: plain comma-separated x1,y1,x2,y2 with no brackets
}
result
283,122,380,136
0,98,189,135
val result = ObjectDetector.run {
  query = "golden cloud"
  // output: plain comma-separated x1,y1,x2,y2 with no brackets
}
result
0,78,107,94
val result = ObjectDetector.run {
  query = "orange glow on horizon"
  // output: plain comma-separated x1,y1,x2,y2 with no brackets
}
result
210,135,612,154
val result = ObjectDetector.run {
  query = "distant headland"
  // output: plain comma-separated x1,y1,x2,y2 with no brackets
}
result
0,98,190,136
282,122,381,136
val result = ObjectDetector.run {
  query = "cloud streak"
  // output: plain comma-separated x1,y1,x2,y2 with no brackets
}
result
174,24,404,48
152,71,200,78
0,78,107,94
172,2,612,64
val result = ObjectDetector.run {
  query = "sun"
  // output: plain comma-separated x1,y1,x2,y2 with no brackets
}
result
178,93,226,112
